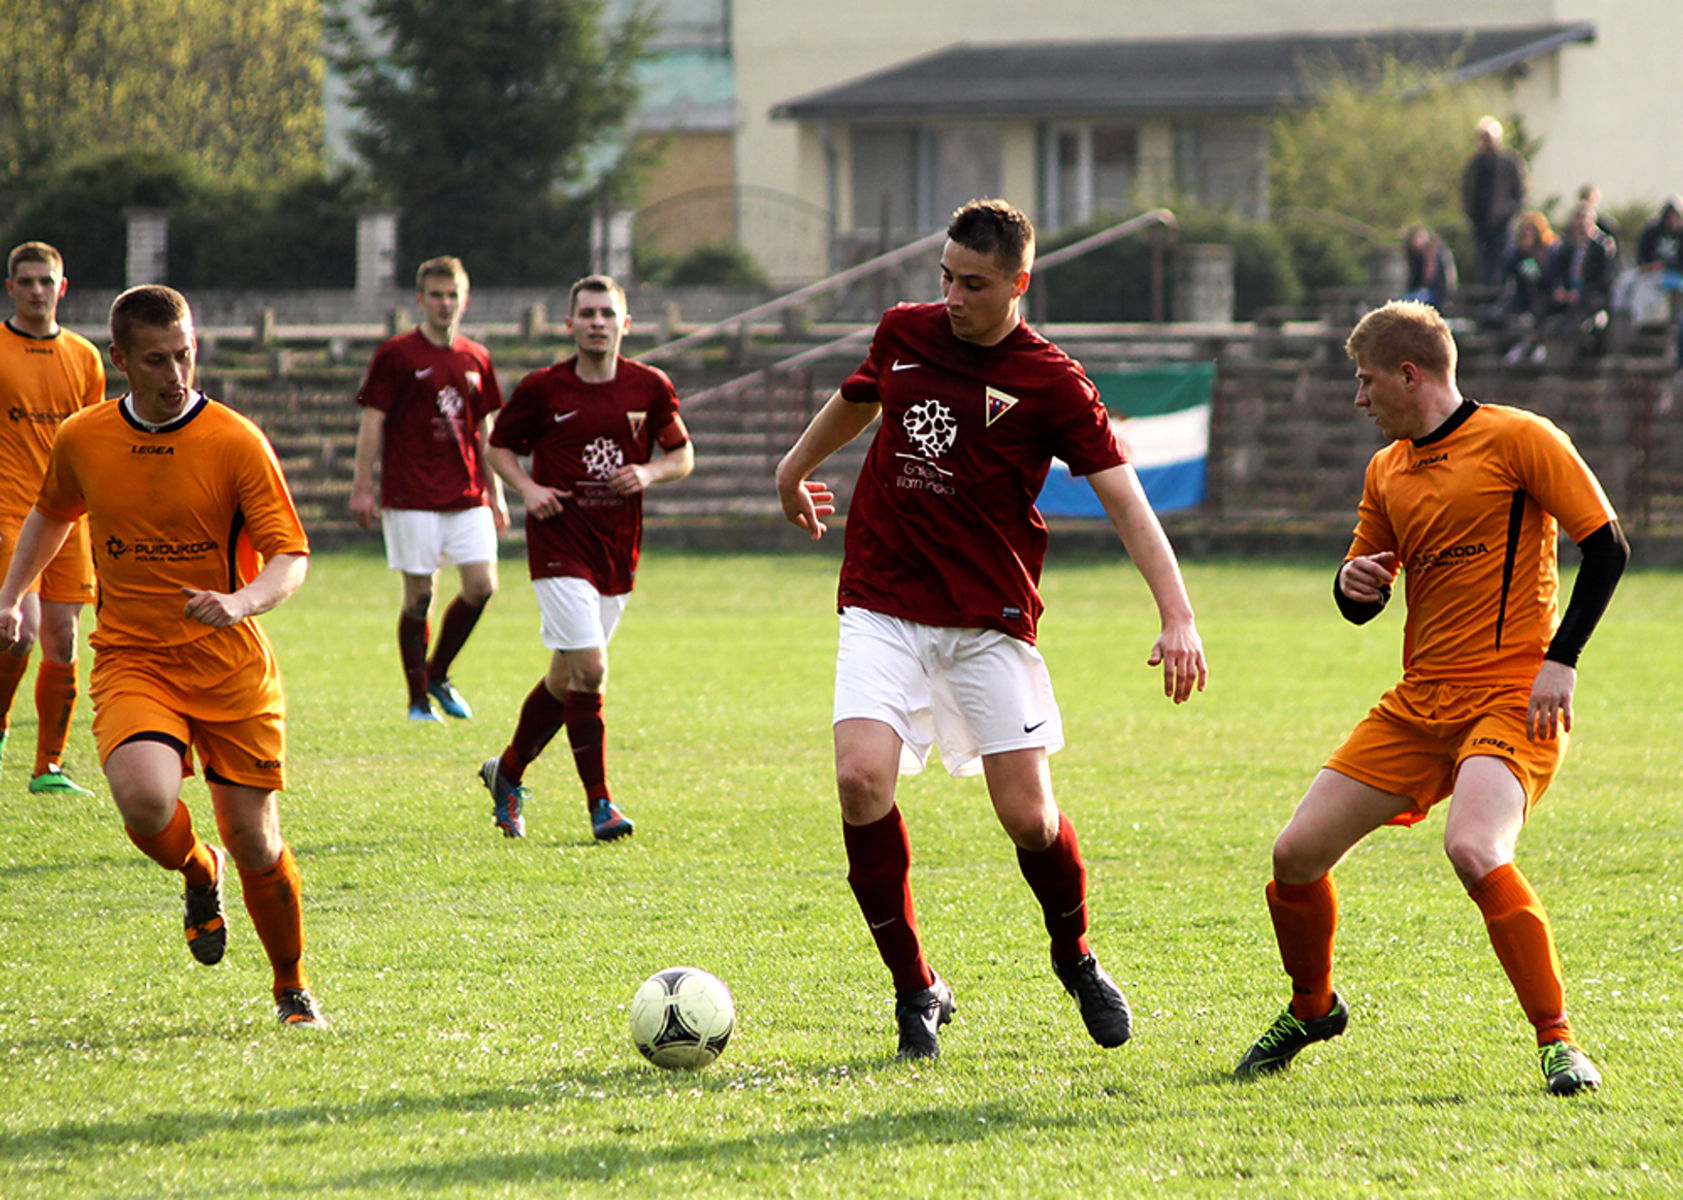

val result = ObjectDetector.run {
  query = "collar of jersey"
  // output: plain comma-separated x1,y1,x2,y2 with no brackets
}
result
120,390,209,434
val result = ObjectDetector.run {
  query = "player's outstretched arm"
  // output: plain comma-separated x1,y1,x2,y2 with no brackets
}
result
182,553,308,628
1087,463,1208,703
0,509,75,643
775,390,878,540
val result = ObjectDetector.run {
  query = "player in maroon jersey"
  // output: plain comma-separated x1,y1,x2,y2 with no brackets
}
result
776,198,1208,1060
351,256,508,723
479,275,694,841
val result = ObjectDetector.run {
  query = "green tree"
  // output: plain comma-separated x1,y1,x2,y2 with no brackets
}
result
0,0,323,204
1270,49,1499,250
327,0,653,286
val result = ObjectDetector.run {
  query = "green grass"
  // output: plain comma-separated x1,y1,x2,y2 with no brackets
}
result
2,550,1679,1198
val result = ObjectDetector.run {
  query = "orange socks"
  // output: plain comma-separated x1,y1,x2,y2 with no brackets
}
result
1267,874,1339,1021
1469,862,1573,1045
239,844,310,998
33,658,78,776
126,800,219,889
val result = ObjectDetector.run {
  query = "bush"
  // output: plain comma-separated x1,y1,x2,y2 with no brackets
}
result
1039,208,1303,322
664,243,770,289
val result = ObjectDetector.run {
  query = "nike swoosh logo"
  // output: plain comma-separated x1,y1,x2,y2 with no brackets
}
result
552,411,578,423
414,367,433,379
1023,719,1047,733
869,917,897,930
891,360,920,372
1059,902,1087,919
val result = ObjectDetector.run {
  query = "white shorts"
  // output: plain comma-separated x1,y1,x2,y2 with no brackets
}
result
533,576,629,651
833,607,1063,779
381,507,497,575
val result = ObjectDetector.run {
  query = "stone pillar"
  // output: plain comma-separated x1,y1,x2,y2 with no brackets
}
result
1173,243,1235,323
1367,243,1407,297
124,209,169,286
356,208,401,299
591,209,634,282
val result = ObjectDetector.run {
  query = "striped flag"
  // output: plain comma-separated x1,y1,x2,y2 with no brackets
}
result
1037,362,1213,516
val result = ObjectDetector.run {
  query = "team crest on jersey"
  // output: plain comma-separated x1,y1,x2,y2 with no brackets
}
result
627,411,646,439
465,370,482,393
984,386,1020,427
436,385,465,419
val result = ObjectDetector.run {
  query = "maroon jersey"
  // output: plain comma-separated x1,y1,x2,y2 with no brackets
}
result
356,329,502,511
837,302,1125,642
491,357,686,594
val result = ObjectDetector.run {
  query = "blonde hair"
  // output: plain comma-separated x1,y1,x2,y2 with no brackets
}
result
1345,300,1456,379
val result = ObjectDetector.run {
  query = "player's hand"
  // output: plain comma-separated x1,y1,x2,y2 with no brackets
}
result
181,586,248,628
1338,550,1397,603
490,495,511,534
0,602,20,646
1147,619,1208,704
606,463,652,495
779,478,835,541
1526,660,1577,740
521,483,570,520
350,486,379,531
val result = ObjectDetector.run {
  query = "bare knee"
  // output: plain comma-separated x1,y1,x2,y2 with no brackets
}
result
998,805,1058,851
835,757,895,826
1444,833,1506,890
1271,828,1331,885
458,575,496,608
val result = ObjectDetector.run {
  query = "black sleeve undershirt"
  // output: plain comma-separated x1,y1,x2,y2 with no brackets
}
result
1332,562,1390,625
1546,520,1628,667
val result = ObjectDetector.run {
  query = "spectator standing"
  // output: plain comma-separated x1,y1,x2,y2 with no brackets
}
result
1461,116,1527,288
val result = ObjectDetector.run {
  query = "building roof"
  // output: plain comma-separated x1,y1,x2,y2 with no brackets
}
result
770,24,1596,122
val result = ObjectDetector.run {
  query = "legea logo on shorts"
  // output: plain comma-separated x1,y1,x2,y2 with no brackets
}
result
1470,735,1516,754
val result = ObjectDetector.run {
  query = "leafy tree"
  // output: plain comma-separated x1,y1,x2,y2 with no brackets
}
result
0,0,323,205
1270,49,1497,251
326,0,653,286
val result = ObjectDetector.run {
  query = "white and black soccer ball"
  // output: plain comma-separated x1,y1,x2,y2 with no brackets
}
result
629,967,735,1070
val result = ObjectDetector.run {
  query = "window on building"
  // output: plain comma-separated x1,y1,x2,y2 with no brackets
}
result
851,127,920,234
1173,123,1268,217
850,124,1002,236
1045,124,1139,230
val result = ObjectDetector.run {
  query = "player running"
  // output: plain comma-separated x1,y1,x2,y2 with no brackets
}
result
478,275,694,840
0,242,105,795
352,256,507,723
1233,300,1626,1095
0,285,327,1028
776,198,1207,1059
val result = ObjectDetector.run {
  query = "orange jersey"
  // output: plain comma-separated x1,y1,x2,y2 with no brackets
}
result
36,394,309,683
0,321,106,523
1348,402,1616,687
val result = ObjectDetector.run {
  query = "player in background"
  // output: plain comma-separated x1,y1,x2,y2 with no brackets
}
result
479,275,693,841
351,256,508,722
775,198,1207,1060
0,242,105,795
0,285,326,1027
1233,301,1626,1095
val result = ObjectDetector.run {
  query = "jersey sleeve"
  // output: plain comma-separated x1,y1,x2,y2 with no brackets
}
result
233,427,310,562
472,349,504,420
355,341,401,413
838,309,894,406
647,367,687,448
1512,415,1618,542
489,373,545,455
1049,373,1126,477
1345,454,1399,560
34,417,88,522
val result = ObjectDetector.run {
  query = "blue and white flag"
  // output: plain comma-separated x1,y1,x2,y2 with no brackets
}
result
1037,362,1213,516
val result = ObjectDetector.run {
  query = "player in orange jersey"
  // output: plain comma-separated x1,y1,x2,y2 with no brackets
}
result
0,242,105,795
0,285,327,1029
1233,300,1626,1095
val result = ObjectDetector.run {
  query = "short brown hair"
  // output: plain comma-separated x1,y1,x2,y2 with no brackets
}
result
947,198,1035,276
569,274,627,314
8,241,63,279
1345,300,1456,379
110,284,192,350
416,256,469,291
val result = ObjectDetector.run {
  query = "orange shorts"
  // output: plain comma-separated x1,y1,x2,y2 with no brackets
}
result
0,515,95,604
90,643,287,791
1325,677,1564,826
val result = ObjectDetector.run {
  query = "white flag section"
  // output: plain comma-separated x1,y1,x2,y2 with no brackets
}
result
1038,362,1213,516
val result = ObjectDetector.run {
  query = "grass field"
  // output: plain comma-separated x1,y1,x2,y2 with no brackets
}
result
1,548,1679,1198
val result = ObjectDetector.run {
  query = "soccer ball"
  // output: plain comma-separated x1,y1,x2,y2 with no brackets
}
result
629,966,735,1070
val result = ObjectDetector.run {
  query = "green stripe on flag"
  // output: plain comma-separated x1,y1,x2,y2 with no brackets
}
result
1089,362,1215,418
